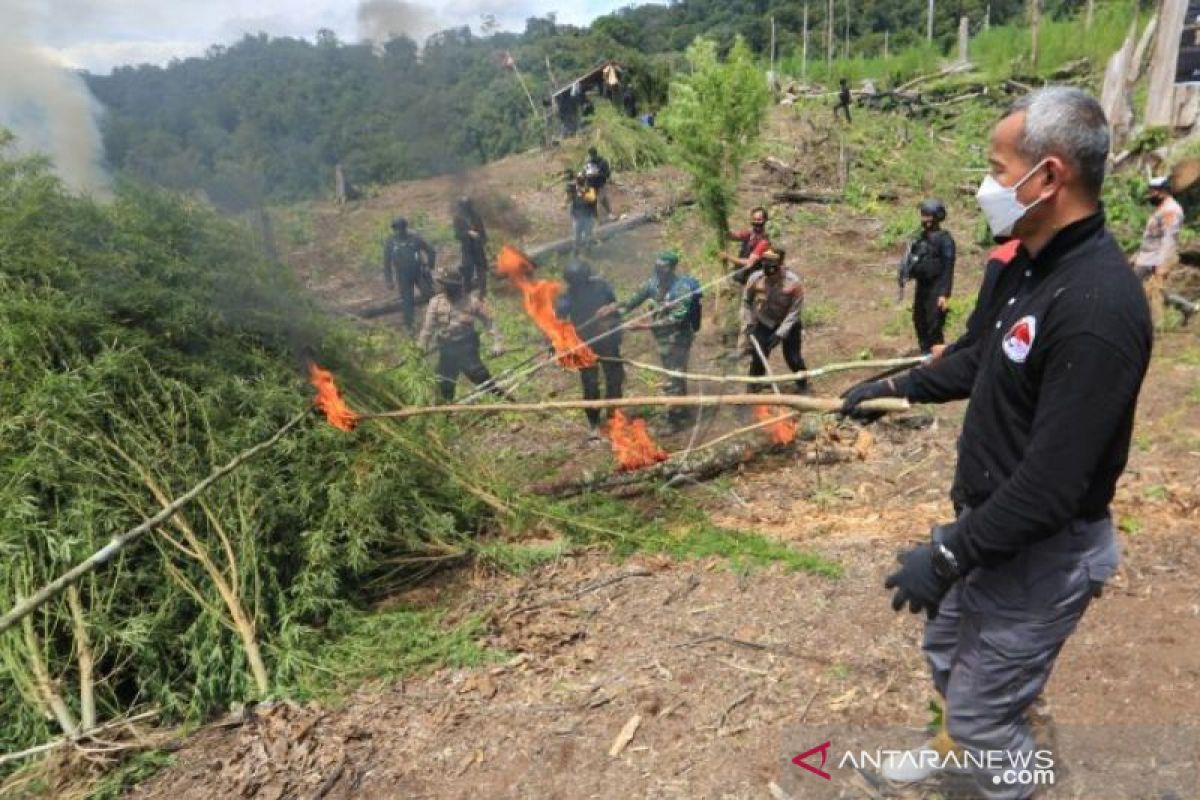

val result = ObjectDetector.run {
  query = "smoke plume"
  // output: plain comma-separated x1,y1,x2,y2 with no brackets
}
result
356,0,438,46
0,1,110,196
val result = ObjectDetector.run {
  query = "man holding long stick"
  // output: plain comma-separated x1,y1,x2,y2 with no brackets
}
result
843,87,1151,798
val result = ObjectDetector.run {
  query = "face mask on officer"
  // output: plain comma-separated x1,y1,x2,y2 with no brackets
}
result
975,158,1052,239
752,216,766,232
1148,191,1166,207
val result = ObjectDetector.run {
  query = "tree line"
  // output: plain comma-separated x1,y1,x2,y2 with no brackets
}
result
84,0,1090,206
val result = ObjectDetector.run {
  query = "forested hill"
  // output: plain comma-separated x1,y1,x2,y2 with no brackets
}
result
84,0,1078,206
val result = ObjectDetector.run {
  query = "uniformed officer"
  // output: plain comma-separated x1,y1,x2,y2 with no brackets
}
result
556,259,624,441
844,87,1152,799
899,199,957,354
1132,176,1185,329
452,196,489,297
383,217,436,332
740,248,809,394
620,251,702,431
417,269,506,402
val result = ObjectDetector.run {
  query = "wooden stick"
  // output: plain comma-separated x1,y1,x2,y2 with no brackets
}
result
0,709,161,766
606,355,925,386
0,410,310,637
360,394,909,422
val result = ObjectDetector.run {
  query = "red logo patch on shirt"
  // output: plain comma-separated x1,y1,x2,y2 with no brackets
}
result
1002,315,1037,363
988,239,1021,266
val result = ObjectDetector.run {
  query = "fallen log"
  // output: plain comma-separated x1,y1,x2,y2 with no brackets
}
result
772,191,843,205
534,434,856,499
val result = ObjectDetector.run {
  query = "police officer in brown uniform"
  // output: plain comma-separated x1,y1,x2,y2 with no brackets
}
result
417,269,506,402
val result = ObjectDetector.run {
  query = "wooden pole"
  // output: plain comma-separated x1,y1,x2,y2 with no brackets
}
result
803,3,810,81
844,0,851,59
985,4,991,30
607,355,925,385
1086,0,1095,32
360,394,910,423
1029,0,1040,71
884,30,890,59
770,15,777,77
928,0,935,42
958,16,970,63
828,0,835,68
0,410,310,637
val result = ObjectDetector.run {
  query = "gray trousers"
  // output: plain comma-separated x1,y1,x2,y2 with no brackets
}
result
923,516,1119,799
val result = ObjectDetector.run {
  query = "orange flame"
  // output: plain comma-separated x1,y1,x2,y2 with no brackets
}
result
496,245,598,370
308,362,360,432
605,410,670,471
754,405,797,445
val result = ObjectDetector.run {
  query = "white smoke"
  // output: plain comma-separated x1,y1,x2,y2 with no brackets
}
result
356,0,439,47
0,1,110,196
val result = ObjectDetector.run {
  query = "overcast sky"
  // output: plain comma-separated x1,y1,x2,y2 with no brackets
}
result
23,0,648,74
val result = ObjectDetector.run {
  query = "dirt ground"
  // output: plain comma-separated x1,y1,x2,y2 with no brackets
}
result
129,107,1200,799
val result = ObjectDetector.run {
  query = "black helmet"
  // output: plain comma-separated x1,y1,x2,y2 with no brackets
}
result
391,216,408,231
918,199,947,222
563,259,592,286
587,146,598,158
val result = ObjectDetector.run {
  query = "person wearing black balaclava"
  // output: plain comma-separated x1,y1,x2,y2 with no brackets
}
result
452,196,489,298
899,199,957,354
555,259,624,441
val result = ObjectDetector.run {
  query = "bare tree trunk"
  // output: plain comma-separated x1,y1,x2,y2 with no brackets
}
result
828,0,835,67
803,4,809,81
928,0,935,42
958,16,970,63
1147,0,1187,126
66,586,96,731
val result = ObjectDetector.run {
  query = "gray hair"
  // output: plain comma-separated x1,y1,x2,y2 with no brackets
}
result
1006,86,1110,197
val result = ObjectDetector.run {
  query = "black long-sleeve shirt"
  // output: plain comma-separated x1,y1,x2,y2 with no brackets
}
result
893,212,1152,567
909,229,956,299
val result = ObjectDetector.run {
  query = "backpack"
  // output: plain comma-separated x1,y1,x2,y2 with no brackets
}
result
677,275,703,332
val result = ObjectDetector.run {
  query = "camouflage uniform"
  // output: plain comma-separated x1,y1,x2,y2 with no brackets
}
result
418,285,504,402
621,266,698,427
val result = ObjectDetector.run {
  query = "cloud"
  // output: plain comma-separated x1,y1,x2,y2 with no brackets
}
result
30,0,653,74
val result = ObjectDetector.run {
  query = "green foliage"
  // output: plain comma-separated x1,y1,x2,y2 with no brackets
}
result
537,493,842,578
573,105,670,172
85,751,177,800
0,143,506,760
660,37,770,253
286,608,497,700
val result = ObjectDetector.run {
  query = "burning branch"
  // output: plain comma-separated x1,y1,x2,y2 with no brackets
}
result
0,409,309,637
309,362,360,431
607,410,670,471
496,245,597,370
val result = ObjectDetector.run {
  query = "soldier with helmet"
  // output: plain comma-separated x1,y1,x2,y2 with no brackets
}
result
556,259,624,441
417,269,507,402
383,216,437,332
900,198,957,354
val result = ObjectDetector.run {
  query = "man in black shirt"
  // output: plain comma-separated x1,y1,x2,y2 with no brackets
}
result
900,198,956,354
452,196,489,297
834,78,852,123
844,87,1152,799
556,260,623,441
382,217,436,333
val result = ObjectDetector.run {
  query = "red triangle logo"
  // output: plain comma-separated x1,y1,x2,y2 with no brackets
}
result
792,740,833,780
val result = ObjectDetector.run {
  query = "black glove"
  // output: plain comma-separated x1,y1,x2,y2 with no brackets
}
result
884,544,954,619
839,378,898,422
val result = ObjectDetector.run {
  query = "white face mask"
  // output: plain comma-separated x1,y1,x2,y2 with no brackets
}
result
975,159,1049,239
